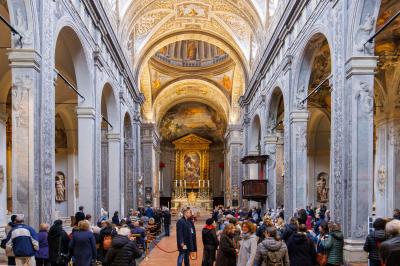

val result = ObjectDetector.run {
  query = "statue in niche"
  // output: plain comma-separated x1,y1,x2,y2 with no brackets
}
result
316,172,329,203
355,82,373,114
378,165,386,194
55,172,66,202
186,40,197,60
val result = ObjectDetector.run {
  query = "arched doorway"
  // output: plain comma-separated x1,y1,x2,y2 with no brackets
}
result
295,33,332,209
266,87,285,209
0,1,13,225
373,0,400,217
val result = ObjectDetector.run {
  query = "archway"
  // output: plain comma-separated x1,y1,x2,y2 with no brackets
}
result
266,87,285,209
296,33,332,209
124,113,135,214
373,0,400,217
0,1,13,224
100,83,120,216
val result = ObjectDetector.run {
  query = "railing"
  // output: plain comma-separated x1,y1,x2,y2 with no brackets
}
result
242,179,268,201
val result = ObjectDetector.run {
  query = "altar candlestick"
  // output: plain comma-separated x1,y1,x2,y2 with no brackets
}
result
184,180,186,188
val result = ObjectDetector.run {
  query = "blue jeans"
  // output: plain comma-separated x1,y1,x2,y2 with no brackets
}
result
177,250,190,266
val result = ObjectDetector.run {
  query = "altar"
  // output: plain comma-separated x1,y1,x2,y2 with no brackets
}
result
170,134,213,213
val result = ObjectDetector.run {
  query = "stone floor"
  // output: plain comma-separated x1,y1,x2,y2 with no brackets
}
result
140,218,205,266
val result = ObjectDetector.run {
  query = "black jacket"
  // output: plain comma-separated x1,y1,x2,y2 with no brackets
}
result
286,232,316,266
380,235,400,266
104,235,141,266
256,223,268,243
363,229,386,261
282,224,297,242
202,226,219,248
47,226,69,264
216,234,236,266
176,218,194,252
163,211,171,225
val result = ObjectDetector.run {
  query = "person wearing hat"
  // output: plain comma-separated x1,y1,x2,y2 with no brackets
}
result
201,218,219,266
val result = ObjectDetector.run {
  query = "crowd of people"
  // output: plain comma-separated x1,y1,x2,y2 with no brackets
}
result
176,205,400,266
0,205,172,266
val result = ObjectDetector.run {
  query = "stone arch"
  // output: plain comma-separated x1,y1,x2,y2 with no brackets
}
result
54,23,93,106
101,82,120,132
6,0,40,49
249,114,261,155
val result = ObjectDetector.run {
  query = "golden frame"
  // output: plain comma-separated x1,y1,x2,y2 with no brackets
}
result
173,134,211,188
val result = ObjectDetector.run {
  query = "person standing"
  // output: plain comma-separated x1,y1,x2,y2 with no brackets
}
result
48,220,70,266
237,221,258,266
74,206,85,226
163,208,172,237
363,218,387,266
35,223,50,266
1,214,17,265
98,220,116,265
216,223,237,266
69,220,97,266
201,218,219,266
6,215,39,266
321,222,344,266
253,226,289,266
286,224,316,266
380,219,400,266
112,211,120,226
176,209,194,266
104,227,142,266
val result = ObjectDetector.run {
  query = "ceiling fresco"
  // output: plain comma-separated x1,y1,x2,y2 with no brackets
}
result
159,102,226,143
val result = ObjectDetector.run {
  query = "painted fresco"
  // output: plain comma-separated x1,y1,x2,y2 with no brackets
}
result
159,102,226,143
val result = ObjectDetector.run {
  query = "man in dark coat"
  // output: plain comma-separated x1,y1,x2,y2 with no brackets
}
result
163,209,172,236
176,209,194,266
286,224,316,266
98,220,117,264
380,219,400,266
216,223,237,266
282,217,298,242
201,218,219,266
363,218,387,266
74,206,85,225
104,227,141,266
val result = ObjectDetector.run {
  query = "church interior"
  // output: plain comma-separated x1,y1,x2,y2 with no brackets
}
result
0,0,400,264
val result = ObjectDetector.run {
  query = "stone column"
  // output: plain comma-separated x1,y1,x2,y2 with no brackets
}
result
289,111,309,212
141,123,160,207
8,49,42,227
265,134,278,209
133,110,142,208
343,56,376,262
76,107,96,216
107,133,121,215
225,125,242,207
0,112,8,226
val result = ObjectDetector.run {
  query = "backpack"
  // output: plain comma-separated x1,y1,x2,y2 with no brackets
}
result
263,249,284,266
103,235,112,250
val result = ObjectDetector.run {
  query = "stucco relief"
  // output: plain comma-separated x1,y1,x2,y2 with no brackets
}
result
295,125,307,151
12,75,32,128
355,82,374,115
355,13,375,53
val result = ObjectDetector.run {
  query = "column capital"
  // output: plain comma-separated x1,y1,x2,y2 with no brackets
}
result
76,106,95,119
345,56,378,78
290,111,309,123
7,49,41,71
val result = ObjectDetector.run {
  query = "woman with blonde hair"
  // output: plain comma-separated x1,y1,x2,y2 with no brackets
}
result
237,221,258,266
69,220,97,266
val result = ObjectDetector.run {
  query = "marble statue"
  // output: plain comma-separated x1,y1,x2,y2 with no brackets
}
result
55,172,66,202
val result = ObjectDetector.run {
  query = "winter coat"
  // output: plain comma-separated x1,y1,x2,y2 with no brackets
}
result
256,224,268,243
321,230,344,265
98,226,117,263
380,235,400,266
201,225,218,266
253,237,290,266
176,217,194,252
131,227,146,247
112,215,120,225
215,233,236,266
69,230,97,266
104,235,141,266
48,224,69,264
35,230,49,259
163,211,171,225
237,233,258,266
281,224,297,242
363,229,387,262
6,224,38,257
188,219,197,252
286,232,316,266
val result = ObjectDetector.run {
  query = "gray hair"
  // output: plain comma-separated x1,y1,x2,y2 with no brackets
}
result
385,219,400,237
15,214,24,223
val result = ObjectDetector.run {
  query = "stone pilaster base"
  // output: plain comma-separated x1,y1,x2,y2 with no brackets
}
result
343,239,368,265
